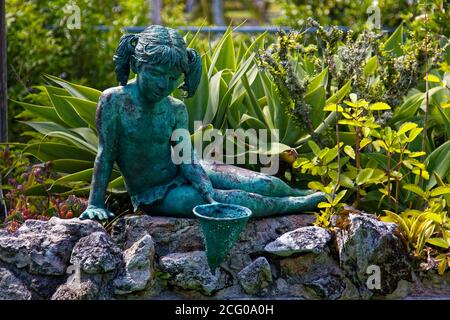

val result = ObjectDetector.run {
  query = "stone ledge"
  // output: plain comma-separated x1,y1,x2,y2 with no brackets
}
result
0,214,448,300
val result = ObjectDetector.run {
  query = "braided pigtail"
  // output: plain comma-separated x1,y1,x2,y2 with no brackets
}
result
113,34,139,86
182,48,202,98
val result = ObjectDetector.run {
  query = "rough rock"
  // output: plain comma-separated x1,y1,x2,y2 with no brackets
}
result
336,213,412,298
224,215,315,272
51,271,115,300
112,214,315,273
264,226,331,256
237,257,272,295
279,250,359,300
70,232,122,274
114,234,155,295
159,251,227,296
0,218,104,275
51,278,100,300
112,215,204,254
0,267,33,300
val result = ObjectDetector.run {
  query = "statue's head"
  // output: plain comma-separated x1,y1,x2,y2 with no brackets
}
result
113,25,201,102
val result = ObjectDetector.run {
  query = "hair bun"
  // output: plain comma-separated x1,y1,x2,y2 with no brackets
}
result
113,34,139,86
184,48,202,98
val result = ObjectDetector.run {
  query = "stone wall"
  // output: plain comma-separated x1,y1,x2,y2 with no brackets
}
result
0,213,448,300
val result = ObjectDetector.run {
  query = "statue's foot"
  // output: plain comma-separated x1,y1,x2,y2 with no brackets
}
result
291,188,316,197
292,192,326,211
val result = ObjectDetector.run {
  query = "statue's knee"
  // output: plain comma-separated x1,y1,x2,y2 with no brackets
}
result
256,175,274,191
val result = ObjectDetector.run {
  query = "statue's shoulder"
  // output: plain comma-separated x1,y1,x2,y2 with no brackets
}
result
167,96,185,108
167,96,187,116
98,86,127,105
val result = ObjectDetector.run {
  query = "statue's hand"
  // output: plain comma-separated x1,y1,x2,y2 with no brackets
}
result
204,192,218,204
79,205,115,221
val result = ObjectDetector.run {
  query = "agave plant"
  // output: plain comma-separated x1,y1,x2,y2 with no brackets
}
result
9,74,125,196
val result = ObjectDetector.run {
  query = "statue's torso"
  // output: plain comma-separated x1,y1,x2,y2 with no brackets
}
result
112,88,179,195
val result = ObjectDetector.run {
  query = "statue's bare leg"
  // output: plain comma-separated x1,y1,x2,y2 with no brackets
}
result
148,185,324,218
200,159,312,197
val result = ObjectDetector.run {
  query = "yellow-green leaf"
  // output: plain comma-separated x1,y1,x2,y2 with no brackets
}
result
412,168,430,180
323,103,343,112
370,102,391,111
360,138,372,149
408,151,426,158
424,74,441,83
408,128,423,142
363,56,378,76
438,259,447,275
344,145,355,159
318,202,332,208
430,186,450,197
338,119,361,127
308,140,321,156
308,181,325,191
427,238,449,249
398,122,418,136
403,184,425,197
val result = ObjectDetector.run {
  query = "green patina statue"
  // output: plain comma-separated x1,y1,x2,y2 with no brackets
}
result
79,25,324,221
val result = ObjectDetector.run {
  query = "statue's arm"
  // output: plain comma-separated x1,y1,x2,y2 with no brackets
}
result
80,91,118,220
174,103,215,203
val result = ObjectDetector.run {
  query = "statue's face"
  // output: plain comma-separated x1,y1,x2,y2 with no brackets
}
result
136,63,182,102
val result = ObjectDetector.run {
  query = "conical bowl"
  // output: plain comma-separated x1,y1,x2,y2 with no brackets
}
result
193,203,252,271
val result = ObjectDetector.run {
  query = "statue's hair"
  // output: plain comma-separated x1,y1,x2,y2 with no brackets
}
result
113,25,201,98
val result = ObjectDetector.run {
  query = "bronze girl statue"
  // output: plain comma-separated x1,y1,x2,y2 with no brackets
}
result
80,25,324,221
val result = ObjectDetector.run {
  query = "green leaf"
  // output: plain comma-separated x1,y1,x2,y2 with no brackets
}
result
22,143,96,162
323,103,343,112
398,122,418,136
208,27,235,78
369,102,391,111
383,23,404,57
318,202,332,208
426,238,449,249
307,181,325,192
344,145,355,159
424,74,441,83
326,80,352,104
24,184,73,196
430,186,450,197
408,127,423,142
363,56,378,76
403,184,426,197
51,159,94,173
408,151,426,158
10,100,67,126
44,74,102,102
340,173,355,188
322,147,339,165
438,259,447,275
360,138,372,149
412,168,429,180
203,70,224,124
308,140,321,156
43,86,88,128
58,96,97,129
356,168,374,185
308,67,328,92
53,168,94,184
426,140,450,188
20,121,73,137
334,189,347,203
52,169,120,185
305,85,326,122
338,119,361,127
